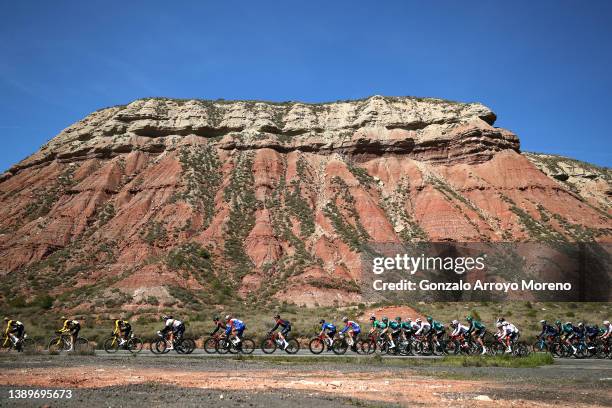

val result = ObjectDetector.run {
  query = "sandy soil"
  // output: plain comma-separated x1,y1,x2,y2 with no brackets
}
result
0,356,610,407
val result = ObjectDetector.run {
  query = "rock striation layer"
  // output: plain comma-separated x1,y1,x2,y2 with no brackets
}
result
0,96,609,309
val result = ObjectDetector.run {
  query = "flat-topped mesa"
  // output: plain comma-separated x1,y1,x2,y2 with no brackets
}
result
6,95,519,177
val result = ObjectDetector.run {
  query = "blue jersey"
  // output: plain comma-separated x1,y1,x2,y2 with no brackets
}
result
225,318,245,334
322,322,336,333
340,321,360,334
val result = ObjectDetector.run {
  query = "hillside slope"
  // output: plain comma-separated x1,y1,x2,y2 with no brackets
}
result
0,96,610,311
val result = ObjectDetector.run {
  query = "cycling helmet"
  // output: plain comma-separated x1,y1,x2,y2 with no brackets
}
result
578,322,584,327
540,320,546,324
369,315,376,321
415,318,422,324
395,317,402,322
555,320,561,325
496,317,505,323
342,316,348,322
565,321,572,326
161,315,172,320
426,316,433,323
3,317,8,322
382,317,388,322
274,314,280,319
213,316,220,321
466,316,473,322
60,316,66,320
604,321,610,325
451,319,458,325
225,314,232,321
319,319,325,324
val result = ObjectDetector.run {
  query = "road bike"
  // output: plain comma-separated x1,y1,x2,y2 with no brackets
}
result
47,332,89,353
1,333,37,353
261,332,299,354
103,333,143,354
150,332,196,354
215,335,255,354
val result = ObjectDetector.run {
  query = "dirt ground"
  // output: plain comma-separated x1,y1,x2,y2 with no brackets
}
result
0,356,610,407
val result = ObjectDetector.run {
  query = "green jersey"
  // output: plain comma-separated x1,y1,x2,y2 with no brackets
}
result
372,320,387,330
388,321,400,330
431,321,444,331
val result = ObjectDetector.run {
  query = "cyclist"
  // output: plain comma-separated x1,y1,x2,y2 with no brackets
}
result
3,317,25,349
599,320,611,341
400,318,413,341
450,319,469,338
379,317,395,349
539,320,557,340
394,317,408,342
414,318,431,337
585,324,600,349
225,315,246,346
159,315,185,350
318,319,336,346
58,316,81,352
500,321,519,353
340,317,361,350
209,316,226,336
427,316,445,347
465,316,486,354
560,321,577,355
268,314,291,350
113,318,132,346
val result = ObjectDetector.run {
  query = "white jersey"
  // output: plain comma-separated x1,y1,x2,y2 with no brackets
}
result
451,324,469,337
165,319,183,328
605,325,612,335
504,323,519,333
415,322,431,335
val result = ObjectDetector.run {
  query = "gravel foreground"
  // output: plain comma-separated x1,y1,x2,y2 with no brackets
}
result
0,355,610,407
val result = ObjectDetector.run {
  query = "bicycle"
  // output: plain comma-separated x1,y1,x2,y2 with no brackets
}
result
215,334,255,354
150,332,196,354
103,333,143,354
47,332,88,353
308,333,335,354
261,332,299,354
1,333,36,353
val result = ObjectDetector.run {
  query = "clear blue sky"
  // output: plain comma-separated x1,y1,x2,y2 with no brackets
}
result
1,1,611,172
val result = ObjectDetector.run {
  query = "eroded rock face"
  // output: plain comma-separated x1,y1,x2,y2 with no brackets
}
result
0,96,609,309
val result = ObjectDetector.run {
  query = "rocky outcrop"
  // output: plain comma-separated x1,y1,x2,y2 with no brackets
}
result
0,96,609,309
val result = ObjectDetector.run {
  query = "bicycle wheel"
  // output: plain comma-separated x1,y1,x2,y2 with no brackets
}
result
240,338,255,354
128,337,143,354
285,338,300,354
74,337,89,352
184,338,196,354
103,337,119,353
309,338,325,354
48,336,67,353
359,339,374,354
332,339,348,355
154,339,169,354
203,337,218,354
261,338,277,354
216,338,230,354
